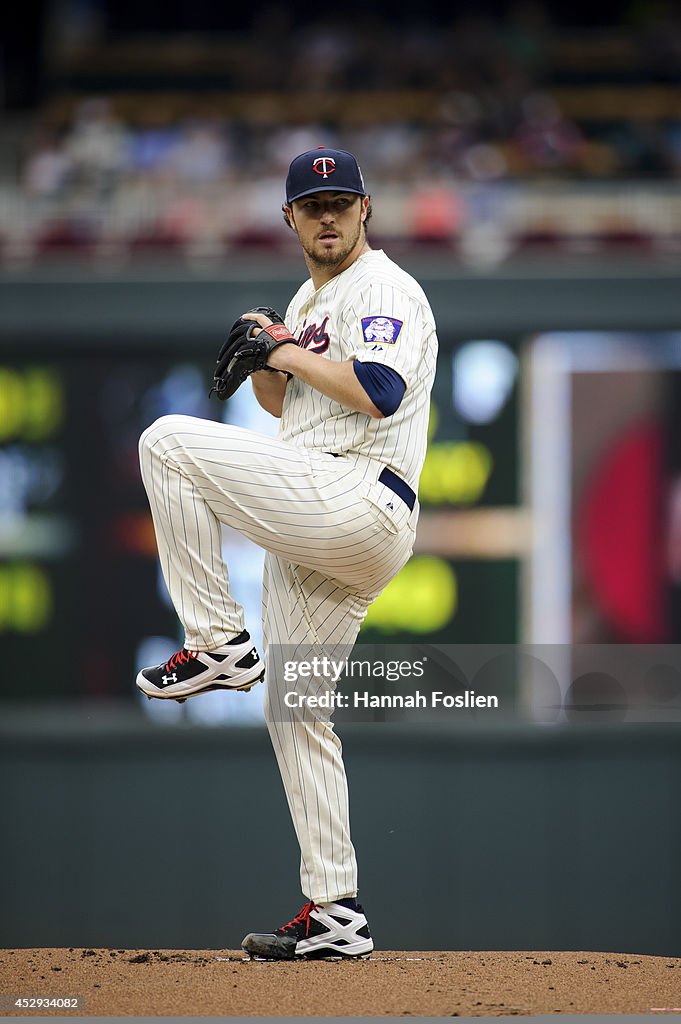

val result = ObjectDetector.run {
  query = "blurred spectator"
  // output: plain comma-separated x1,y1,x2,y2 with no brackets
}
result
3,5,681,264
461,142,509,182
406,174,464,244
511,92,585,176
165,120,231,184
345,122,421,182
23,130,72,198
62,97,129,194
127,123,181,178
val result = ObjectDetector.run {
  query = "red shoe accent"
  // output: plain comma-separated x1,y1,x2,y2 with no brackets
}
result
165,648,198,672
278,901,318,937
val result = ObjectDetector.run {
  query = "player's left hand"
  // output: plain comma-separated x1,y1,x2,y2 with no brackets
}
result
209,306,296,401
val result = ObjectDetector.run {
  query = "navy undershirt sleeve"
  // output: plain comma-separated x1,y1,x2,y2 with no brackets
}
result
353,360,407,417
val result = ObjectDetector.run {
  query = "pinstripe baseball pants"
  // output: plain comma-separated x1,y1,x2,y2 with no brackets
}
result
139,414,415,902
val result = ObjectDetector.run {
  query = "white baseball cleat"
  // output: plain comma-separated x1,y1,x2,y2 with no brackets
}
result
241,898,373,960
135,630,264,703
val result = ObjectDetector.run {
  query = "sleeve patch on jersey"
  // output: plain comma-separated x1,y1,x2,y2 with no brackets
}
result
361,316,403,345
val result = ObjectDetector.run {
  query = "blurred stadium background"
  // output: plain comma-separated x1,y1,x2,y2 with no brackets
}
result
2,0,681,958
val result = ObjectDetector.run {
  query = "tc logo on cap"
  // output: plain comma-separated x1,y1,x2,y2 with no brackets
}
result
313,157,336,178
285,148,365,203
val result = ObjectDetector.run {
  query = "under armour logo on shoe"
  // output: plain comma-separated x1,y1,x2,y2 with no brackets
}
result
386,501,394,511
161,673,178,685
236,647,259,669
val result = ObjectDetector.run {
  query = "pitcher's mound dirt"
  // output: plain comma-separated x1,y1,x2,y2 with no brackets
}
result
2,948,681,1016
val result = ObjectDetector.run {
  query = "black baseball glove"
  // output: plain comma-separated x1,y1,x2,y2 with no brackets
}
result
209,306,296,401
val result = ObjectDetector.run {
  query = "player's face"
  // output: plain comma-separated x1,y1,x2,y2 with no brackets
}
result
288,193,368,272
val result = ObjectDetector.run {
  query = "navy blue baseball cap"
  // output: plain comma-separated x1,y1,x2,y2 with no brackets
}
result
285,147,366,205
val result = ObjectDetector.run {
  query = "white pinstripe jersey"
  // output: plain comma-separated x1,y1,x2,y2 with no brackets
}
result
279,248,438,491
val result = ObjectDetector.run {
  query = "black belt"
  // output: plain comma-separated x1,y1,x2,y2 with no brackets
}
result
378,466,416,511
327,454,416,511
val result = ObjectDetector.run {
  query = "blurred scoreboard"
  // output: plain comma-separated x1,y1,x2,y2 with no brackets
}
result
1,354,203,698
361,338,522,645
0,338,523,699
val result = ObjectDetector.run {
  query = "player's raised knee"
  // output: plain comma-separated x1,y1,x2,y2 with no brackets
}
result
138,414,190,459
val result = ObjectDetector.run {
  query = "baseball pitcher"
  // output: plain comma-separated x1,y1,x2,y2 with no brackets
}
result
136,147,438,959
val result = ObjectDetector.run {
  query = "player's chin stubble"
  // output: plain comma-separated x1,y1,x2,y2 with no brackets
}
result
300,220,363,270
